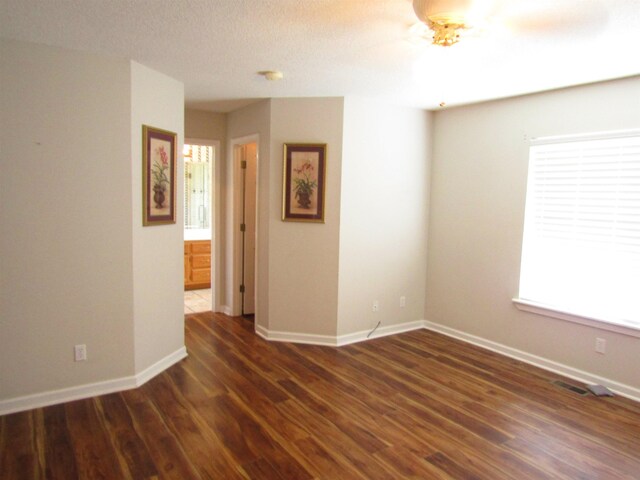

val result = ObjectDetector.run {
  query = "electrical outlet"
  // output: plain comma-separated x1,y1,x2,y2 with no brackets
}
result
74,344,87,362
372,300,379,312
400,296,406,308
595,338,606,354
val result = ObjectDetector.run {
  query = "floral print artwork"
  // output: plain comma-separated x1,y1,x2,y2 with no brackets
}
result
283,144,326,223
289,152,320,214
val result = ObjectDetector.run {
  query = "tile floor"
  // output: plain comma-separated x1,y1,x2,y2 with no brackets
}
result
184,288,212,314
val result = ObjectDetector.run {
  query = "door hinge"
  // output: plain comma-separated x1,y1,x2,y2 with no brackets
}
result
241,160,247,169
239,284,245,293
240,223,246,232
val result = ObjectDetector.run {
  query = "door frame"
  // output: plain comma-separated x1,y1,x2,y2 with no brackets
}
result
229,134,259,318
184,137,221,312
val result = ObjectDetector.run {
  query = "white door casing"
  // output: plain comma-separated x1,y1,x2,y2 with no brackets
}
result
242,142,257,315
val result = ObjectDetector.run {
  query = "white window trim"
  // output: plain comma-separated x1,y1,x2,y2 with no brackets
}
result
530,128,640,145
513,298,640,338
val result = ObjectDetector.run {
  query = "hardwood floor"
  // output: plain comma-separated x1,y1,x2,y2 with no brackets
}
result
2,313,640,479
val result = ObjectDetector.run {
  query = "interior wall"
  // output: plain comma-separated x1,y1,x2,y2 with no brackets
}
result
226,100,271,324
426,76,640,390
0,39,135,400
185,109,227,142
184,109,227,184
130,62,185,373
268,98,345,336
338,98,432,336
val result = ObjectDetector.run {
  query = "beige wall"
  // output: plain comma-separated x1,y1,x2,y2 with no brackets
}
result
338,98,432,336
0,41,186,411
227,97,430,339
269,98,345,336
130,62,185,373
226,98,346,336
426,76,640,390
0,40,135,399
185,108,227,141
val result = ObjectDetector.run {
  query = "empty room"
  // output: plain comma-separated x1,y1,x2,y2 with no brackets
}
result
1,1,639,478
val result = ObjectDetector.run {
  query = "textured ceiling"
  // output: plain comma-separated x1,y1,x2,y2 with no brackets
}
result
1,0,639,112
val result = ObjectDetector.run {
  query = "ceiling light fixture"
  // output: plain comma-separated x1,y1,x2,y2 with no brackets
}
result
412,0,477,47
258,70,284,81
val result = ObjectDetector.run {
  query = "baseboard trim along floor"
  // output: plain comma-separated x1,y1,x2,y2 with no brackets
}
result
3,316,638,415
422,320,640,403
0,347,187,416
256,319,640,403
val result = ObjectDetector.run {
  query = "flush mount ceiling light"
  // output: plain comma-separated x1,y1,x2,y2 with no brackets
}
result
412,0,480,46
258,70,284,81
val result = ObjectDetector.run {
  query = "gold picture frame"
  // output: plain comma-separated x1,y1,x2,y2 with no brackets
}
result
142,125,177,226
282,143,327,223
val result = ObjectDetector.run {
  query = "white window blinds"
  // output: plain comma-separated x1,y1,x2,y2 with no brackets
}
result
519,130,640,328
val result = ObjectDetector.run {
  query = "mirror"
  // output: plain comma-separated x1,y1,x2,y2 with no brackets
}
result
183,144,213,231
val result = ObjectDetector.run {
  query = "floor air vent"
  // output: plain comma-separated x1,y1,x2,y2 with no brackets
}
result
552,380,589,396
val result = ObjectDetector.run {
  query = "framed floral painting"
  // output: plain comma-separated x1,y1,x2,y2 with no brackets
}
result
282,143,327,223
142,125,177,226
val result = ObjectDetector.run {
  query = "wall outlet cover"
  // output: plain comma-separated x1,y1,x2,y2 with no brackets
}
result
74,344,87,362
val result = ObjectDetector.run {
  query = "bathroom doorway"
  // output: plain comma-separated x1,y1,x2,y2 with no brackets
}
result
183,139,219,314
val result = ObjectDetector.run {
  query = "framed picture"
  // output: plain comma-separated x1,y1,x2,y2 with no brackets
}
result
142,125,177,226
282,143,327,223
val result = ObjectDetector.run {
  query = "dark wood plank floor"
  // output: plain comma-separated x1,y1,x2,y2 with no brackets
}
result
2,313,640,479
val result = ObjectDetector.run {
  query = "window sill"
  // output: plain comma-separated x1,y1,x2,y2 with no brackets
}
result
512,298,640,338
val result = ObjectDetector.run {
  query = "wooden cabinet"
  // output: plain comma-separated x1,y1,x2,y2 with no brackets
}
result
184,240,211,290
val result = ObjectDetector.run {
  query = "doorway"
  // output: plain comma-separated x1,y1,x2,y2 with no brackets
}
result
233,140,258,317
183,139,220,314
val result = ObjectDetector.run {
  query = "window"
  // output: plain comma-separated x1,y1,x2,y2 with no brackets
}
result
516,130,640,333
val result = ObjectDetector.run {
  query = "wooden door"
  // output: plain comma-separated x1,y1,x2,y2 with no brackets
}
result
242,143,257,315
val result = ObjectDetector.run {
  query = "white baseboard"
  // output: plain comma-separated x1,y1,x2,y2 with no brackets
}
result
0,346,187,416
6,319,637,415
255,320,426,347
135,346,188,387
337,320,427,346
256,324,339,346
256,319,640,403
423,320,640,403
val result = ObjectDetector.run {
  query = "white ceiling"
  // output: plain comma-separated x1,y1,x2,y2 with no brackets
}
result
1,0,639,112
